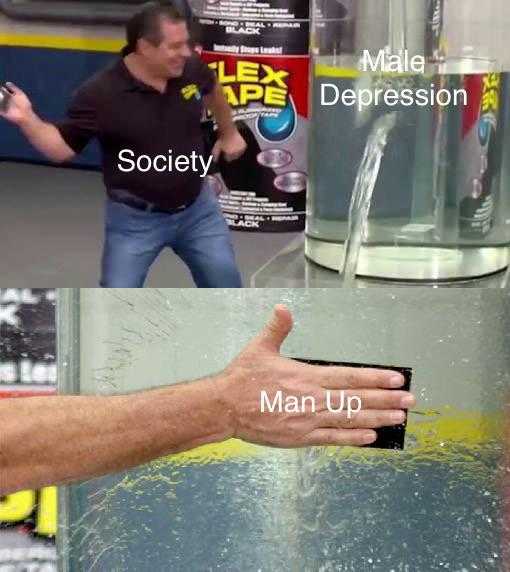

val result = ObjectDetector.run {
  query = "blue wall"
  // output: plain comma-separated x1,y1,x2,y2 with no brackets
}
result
0,46,117,167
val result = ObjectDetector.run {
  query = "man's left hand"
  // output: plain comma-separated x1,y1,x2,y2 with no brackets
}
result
212,129,247,163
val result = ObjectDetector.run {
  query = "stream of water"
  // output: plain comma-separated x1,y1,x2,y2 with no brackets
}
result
339,113,398,286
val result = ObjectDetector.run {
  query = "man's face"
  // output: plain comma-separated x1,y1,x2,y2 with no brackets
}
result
141,19,192,79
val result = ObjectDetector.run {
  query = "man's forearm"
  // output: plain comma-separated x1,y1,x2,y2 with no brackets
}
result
205,82,237,136
0,375,232,495
0,306,416,496
18,111,75,163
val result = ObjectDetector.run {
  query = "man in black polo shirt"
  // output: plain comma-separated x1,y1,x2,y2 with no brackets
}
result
0,2,246,287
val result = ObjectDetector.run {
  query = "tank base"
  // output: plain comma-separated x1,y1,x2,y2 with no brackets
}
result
305,236,510,281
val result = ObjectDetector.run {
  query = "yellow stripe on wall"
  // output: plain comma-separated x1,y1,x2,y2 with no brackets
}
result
314,64,422,79
315,65,361,79
0,33,123,53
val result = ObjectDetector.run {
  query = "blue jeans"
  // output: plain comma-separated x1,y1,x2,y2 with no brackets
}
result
100,183,243,287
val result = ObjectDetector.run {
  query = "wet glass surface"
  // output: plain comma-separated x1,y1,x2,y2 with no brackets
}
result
60,290,510,571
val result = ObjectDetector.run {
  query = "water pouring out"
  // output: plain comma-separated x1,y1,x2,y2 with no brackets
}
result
339,113,398,286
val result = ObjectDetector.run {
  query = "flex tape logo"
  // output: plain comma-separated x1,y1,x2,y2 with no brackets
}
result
0,304,19,327
482,73,501,115
0,288,55,328
479,73,501,145
208,60,289,108
181,83,200,101
0,487,57,537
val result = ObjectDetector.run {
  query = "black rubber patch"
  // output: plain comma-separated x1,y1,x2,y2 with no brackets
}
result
292,358,413,450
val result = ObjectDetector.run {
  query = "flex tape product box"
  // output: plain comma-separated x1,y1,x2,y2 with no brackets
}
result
196,0,310,232
0,289,56,386
0,289,57,571
0,389,58,572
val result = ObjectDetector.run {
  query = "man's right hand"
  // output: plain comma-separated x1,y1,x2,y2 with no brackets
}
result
0,82,76,163
219,305,415,448
0,82,34,125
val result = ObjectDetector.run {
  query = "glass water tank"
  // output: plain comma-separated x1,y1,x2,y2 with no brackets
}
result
306,0,510,281
57,289,510,570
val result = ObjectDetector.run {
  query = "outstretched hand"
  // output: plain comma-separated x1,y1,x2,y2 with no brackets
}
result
219,305,415,448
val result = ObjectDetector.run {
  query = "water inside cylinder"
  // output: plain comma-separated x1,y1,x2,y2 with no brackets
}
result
307,59,510,258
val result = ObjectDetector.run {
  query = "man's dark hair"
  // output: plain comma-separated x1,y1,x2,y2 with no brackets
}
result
123,2,187,55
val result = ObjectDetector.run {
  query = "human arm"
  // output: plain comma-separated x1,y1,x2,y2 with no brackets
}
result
0,375,230,495
203,80,247,162
0,83,76,163
0,305,415,495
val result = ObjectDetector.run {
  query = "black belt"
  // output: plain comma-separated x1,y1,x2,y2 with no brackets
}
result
108,188,198,215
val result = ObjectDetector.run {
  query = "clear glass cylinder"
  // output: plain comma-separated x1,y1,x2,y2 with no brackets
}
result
306,0,510,281
58,289,510,571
